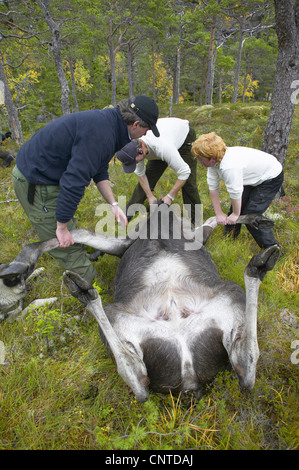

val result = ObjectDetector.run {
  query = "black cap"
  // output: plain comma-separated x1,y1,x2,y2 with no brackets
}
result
116,141,138,173
128,96,160,137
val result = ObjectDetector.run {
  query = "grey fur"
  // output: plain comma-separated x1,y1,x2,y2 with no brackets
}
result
0,208,280,401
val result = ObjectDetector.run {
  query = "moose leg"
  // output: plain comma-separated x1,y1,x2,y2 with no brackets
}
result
236,214,274,231
201,216,218,245
0,230,133,280
228,245,281,390
63,271,149,403
0,231,134,319
194,214,274,247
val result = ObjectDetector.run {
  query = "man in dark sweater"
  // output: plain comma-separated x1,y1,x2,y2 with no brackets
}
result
12,96,159,283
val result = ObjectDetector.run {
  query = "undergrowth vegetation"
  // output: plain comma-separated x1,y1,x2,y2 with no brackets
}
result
0,102,298,450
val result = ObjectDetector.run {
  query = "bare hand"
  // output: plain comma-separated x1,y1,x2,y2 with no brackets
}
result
148,195,158,205
111,205,128,227
161,195,172,206
56,225,74,248
215,212,227,225
226,213,239,225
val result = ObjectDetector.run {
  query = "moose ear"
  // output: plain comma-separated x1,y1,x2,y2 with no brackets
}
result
3,274,24,288
0,261,34,279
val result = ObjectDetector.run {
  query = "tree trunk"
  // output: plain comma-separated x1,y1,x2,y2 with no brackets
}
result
205,23,215,105
108,17,118,107
108,46,117,106
69,58,79,113
39,0,70,115
218,70,223,104
242,72,248,103
169,96,173,116
151,39,156,100
127,41,134,99
0,57,23,144
233,21,244,104
199,57,206,106
262,0,299,167
210,47,217,102
173,15,182,105
173,45,181,104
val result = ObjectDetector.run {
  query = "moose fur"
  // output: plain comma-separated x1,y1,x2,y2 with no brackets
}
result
0,207,280,402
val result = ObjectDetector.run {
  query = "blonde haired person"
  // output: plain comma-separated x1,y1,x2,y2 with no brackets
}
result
192,132,283,249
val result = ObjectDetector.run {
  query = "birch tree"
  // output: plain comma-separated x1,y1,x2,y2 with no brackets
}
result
38,0,70,114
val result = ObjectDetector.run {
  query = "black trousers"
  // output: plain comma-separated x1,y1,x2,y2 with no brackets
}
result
127,127,201,224
225,170,284,248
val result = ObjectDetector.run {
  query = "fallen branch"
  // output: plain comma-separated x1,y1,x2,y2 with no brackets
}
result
0,199,18,203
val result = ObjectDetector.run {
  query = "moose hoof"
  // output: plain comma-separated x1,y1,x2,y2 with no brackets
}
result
245,245,282,281
63,271,98,305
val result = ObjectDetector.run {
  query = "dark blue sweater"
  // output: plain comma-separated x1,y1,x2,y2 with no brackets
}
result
16,107,130,223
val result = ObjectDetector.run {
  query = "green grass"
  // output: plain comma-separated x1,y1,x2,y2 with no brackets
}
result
0,102,298,450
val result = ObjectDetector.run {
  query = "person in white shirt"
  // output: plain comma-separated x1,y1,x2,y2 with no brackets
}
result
191,132,284,248
116,117,201,225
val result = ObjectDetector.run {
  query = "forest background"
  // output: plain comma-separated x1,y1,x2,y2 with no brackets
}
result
0,0,298,451
0,0,294,153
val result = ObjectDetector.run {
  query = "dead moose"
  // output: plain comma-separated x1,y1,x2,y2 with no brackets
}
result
0,205,280,402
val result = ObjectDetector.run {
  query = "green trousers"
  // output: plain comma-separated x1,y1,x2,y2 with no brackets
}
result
127,127,201,224
12,166,98,284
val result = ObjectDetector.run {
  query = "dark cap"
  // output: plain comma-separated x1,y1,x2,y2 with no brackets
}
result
128,95,160,137
116,140,138,173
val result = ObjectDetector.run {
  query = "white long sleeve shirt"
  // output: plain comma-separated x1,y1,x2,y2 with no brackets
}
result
134,118,191,180
207,146,282,199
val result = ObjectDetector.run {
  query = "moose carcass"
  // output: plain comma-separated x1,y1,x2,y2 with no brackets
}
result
0,206,280,402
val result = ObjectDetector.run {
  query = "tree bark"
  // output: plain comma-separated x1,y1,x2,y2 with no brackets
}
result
69,58,79,113
232,20,244,104
151,39,156,100
173,14,183,105
106,11,131,106
218,69,223,104
127,41,135,99
205,22,215,105
39,0,70,115
173,45,181,104
262,0,299,166
199,57,206,106
107,17,119,107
